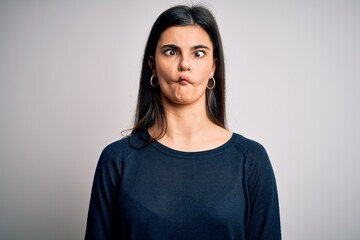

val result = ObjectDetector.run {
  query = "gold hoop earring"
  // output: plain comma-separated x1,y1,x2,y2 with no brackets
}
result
150,75,159,87
207,77,216,90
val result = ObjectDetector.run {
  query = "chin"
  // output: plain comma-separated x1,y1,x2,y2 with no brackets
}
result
173,99,191,105
166,96,191,105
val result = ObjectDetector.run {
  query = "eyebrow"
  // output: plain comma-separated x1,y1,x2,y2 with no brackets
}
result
160,44,210,50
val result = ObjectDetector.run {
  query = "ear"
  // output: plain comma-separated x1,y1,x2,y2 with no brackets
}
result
210,58,217,77
148,56,156,75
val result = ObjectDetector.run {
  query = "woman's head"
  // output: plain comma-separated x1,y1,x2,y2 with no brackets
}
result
132,5,226,137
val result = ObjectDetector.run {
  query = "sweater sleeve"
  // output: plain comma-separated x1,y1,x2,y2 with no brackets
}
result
244,140,281,240
85,144,123,240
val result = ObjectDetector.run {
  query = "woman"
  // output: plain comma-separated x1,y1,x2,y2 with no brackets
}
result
85,5,281,240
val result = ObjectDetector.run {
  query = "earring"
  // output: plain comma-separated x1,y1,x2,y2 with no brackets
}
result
207,77,216,90
150,75,159,87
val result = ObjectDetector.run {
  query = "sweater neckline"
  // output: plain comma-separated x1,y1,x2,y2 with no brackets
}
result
144,131,237,158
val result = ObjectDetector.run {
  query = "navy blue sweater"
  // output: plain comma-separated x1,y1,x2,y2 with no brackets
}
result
85,131,281,239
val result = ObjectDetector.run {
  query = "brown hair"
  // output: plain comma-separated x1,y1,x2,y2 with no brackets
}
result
131,5,226,140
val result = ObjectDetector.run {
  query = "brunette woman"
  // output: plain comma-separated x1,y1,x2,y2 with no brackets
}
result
85,5,281,240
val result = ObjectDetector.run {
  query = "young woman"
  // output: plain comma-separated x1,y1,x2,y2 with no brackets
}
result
85,5,281,240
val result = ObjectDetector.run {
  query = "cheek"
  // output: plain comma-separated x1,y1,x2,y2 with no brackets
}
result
199,62,216,78
155,59,175,79
156,67,171,82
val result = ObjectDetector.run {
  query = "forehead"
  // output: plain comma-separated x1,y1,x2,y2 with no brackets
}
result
157,25,213,48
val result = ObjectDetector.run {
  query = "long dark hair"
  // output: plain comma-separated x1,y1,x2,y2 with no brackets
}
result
131,5,226,139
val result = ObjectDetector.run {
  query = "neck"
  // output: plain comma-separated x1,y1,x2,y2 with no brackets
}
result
150,100,225,151
164,104,212,139
149,93,231,152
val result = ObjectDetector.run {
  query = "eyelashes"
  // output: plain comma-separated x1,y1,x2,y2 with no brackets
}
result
163,49,206,58
164,49,177,56
194,50,205,58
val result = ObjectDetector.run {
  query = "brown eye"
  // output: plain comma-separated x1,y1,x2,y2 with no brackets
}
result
194,50,205,58
164,49,177,56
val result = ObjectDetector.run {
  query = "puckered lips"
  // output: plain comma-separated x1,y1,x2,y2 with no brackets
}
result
179,75,190,86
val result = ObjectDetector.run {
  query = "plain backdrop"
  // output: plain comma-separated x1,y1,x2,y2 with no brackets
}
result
1,0,359,239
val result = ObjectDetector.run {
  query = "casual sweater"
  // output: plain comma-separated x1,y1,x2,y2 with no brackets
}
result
85,131,281,239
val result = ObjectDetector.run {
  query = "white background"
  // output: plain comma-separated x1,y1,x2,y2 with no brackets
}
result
1,0,359,239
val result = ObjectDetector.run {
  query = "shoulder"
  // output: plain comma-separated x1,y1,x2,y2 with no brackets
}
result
93,137,129,176
232,133,269,160
232,133,274,177
99,131,151,163
100,136,132,159
96,132,148,170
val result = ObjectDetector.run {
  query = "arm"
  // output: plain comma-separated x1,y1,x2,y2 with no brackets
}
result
244,141,281,240
85,145,123,240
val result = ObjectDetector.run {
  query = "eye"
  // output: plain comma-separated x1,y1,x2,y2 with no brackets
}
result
194,50,205,58
164,49,177,56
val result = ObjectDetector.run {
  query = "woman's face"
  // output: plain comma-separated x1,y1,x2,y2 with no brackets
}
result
152,25,216,106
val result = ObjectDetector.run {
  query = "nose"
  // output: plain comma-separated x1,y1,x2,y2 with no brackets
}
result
178,57,191,72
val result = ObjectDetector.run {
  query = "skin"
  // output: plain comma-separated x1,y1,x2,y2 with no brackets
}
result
149,25,231,151
153,25,216,106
